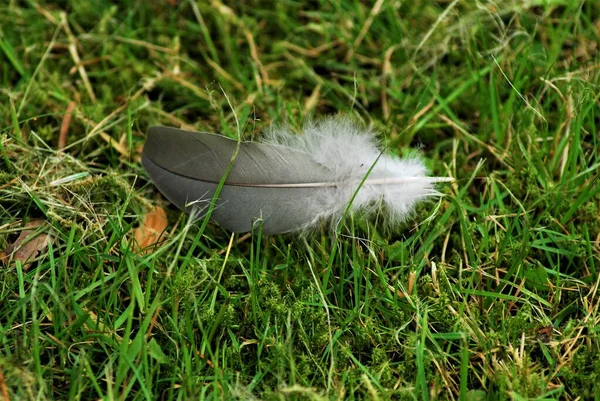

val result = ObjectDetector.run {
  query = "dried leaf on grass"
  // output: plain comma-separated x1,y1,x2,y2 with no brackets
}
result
58,100,77,150
0,364,9,401
133,206,168,254
0,219,53,269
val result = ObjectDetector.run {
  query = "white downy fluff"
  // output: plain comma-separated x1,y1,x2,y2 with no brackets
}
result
262,116,448,229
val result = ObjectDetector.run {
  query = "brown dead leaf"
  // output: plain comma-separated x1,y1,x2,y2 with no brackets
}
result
0,219,53,269
133,206,168,254
537,325,554,343
0,364,9,401
58,101,76,150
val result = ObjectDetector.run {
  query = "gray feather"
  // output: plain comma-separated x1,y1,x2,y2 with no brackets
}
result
142,126,335,234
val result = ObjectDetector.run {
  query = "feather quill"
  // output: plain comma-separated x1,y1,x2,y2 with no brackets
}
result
142,116,450,234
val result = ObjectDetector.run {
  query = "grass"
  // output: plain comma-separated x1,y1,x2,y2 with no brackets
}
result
1,0,599,399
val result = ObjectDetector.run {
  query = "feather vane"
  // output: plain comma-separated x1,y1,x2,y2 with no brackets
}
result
142,117,449,234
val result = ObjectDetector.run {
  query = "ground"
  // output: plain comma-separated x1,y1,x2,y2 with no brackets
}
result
1,1,599,400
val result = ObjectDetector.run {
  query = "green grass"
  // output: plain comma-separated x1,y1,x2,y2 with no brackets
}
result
1,0,599,399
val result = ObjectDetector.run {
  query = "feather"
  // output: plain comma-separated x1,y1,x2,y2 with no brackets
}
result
142,116,450,234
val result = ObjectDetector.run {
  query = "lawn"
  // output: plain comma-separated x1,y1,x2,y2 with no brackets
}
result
1,1,599,400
